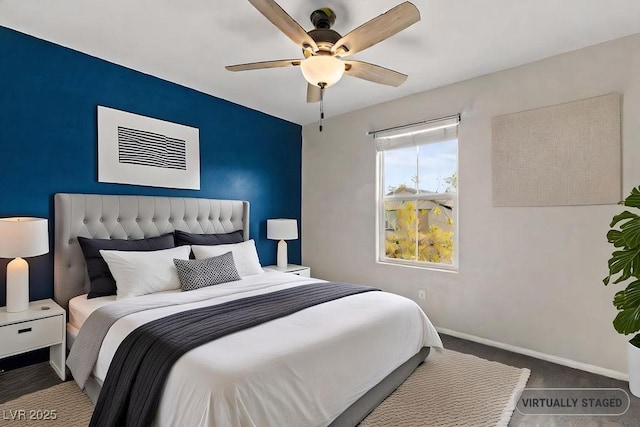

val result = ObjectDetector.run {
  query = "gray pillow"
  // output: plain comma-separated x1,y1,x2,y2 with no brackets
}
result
78,233,176,299
174,230,244,246
173,251,241,291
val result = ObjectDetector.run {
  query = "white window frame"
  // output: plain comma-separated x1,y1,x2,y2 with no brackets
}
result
373,115,459,271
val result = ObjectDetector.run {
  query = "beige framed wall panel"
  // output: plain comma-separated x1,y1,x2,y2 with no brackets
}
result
492,93,621,207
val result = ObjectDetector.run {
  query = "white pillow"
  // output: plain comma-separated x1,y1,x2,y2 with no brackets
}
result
100,245,191,300
191,239,263,277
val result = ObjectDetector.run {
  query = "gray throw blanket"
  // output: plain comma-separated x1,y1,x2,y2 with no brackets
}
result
88,282,378,427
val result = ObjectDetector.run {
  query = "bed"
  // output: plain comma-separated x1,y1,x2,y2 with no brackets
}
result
54,193,442,426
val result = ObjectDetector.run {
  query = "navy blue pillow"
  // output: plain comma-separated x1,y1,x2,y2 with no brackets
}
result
78,233,176,299
174,230,244,246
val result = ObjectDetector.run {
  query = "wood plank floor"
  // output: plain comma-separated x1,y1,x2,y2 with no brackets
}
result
0,362,63,404
1,334,638,425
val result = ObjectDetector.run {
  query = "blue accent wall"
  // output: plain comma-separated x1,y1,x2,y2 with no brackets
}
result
0,26,302,307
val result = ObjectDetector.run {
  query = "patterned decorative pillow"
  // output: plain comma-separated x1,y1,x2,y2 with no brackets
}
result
173,251,241,291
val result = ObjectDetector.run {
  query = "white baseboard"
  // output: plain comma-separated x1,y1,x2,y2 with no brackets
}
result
436,327,628,381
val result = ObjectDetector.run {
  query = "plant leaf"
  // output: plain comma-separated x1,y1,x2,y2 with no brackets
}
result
608,247,640,284
630,334,640,348
613,280,640,309
613,281,640,335
607,229,626,248
623,187,640,209
609,211,638,228
613,306,640,335
621,217,640,248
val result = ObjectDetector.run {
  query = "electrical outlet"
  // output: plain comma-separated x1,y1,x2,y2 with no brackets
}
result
417,289,426,301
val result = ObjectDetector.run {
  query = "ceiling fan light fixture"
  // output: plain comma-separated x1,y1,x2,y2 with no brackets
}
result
300,55,345,88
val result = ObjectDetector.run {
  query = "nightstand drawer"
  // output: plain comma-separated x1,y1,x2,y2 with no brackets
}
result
264,264,311,277
0,315,63,357
291,269,310,277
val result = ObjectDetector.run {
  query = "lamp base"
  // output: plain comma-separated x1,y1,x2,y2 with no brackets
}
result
277,240,288,269
6,257,29,312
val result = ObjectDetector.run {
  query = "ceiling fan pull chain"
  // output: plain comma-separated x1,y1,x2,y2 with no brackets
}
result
319,83,326,132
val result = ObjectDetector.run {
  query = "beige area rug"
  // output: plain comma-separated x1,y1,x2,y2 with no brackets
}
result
360,349,531,427
0,350,529,426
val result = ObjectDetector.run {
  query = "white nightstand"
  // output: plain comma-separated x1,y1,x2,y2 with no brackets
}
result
0,299,66,380
264,264,311,277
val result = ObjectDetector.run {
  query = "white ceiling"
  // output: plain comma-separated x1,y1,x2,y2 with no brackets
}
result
1,1,640,125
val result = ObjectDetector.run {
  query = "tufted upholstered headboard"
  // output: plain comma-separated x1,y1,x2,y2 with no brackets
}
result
54,193,249,309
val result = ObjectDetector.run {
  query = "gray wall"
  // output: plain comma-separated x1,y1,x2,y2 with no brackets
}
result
302,33,640,377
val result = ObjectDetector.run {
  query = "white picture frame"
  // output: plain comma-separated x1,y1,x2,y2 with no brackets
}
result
97,106,200,190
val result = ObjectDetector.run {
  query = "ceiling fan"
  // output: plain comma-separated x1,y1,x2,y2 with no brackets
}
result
226,0,421,129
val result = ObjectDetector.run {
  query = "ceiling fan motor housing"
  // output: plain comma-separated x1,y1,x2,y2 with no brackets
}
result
308,29,341,48
308,8,341,52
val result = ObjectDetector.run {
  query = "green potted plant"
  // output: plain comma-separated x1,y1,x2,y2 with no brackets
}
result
604,186,640,397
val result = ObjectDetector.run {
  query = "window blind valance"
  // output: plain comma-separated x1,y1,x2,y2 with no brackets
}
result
372,114,460,152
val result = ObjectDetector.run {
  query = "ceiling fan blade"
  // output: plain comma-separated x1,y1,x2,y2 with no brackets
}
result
332,2,420,57
226,59,301,72
344,60,407,87
249,0,318,51
307,83,321,103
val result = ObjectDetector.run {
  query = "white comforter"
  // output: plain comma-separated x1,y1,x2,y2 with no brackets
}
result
88,271,442,426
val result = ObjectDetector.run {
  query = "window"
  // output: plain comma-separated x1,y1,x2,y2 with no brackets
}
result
375,115,459,269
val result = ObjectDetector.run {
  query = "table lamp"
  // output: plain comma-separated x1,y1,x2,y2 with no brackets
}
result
267,219,298,269
0,217,49,312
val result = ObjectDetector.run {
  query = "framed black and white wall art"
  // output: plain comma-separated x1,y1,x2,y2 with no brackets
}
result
97,106,200,190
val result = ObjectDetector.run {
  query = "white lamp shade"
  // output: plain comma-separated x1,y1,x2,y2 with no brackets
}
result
0,217,49,258
267,219,298,241
300,56,345,88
